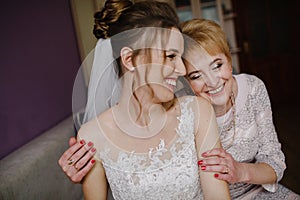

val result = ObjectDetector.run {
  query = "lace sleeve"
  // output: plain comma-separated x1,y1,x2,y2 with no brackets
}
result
252,77,286,192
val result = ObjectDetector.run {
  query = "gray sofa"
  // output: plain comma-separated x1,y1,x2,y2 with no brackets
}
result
0,116,83,200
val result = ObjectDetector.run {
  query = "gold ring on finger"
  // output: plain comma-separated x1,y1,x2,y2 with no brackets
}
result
67,159,75,166
225,167,230,174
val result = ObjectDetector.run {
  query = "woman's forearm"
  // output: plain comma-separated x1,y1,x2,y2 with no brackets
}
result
240,162,277,184
82,161,108,200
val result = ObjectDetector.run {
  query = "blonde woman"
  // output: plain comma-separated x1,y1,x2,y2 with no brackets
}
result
182,18,299,199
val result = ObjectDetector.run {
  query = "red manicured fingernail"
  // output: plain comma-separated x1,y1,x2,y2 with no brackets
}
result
91,159,95,164
198,160,203,166
202,152,207,157
214,173,219,178
201,166,206,170
80,140,85,145
91,147,96,152
88,142,93,147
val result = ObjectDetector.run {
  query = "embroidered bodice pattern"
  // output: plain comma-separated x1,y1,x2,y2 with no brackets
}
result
217,74,286,199
99,97,202,200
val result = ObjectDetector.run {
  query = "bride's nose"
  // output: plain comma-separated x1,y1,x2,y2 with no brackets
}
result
174,58,186,76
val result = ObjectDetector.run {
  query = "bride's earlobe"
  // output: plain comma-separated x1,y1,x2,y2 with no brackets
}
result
121,47,134,72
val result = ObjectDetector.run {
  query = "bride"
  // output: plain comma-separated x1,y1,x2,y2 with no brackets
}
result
73,1,230,199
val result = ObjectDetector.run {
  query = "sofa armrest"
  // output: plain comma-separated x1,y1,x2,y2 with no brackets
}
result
0,116,82,200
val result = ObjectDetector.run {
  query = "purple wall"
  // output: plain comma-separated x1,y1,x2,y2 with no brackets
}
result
0,1,81,159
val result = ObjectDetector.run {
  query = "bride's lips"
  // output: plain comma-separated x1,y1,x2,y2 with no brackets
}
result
165,78,177,90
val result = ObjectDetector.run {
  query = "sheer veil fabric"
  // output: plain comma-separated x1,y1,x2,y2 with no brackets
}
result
82,38,121,123
71,38,121,132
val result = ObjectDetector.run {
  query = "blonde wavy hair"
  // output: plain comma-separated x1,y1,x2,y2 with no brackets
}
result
181,18,232,64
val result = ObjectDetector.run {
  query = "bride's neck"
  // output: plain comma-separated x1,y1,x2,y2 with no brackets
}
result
118,89,165,127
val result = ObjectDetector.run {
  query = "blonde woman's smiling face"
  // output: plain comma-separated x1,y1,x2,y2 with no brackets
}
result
185,48,234,108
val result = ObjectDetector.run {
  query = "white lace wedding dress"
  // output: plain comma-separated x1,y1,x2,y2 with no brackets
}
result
90,97,204,200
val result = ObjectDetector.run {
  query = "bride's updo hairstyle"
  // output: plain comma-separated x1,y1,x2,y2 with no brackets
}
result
93,0,180,77
93,0,179,39
93,0,133,40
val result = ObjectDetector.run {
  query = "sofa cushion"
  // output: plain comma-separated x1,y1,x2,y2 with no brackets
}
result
0,116,82,200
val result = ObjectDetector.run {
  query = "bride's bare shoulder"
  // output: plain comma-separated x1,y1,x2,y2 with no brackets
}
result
77,108,114,142
177,95,212,110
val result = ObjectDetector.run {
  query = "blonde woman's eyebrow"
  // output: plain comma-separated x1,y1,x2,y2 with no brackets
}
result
209,58,222,66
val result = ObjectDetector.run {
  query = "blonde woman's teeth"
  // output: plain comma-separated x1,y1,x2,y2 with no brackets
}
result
208,85,224,94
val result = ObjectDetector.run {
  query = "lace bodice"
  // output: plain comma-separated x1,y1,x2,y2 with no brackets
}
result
98,97,202,200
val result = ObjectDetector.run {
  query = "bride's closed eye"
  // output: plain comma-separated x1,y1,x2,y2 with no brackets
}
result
166,54,176,61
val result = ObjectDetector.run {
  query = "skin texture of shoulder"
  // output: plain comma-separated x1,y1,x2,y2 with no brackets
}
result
77,118,100,148
77,108,114,158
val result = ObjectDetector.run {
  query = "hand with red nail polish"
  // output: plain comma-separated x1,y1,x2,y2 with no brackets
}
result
198,160,203,166
58,136,96,183
198,148,247,183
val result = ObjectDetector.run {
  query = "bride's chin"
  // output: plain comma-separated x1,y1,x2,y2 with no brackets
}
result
199,94,212,103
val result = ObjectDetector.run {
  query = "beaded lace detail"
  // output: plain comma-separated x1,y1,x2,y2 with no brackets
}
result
99,97,202,200
218,74,287,199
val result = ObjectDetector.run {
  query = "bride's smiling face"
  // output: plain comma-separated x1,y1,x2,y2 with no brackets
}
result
132,28,186,103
